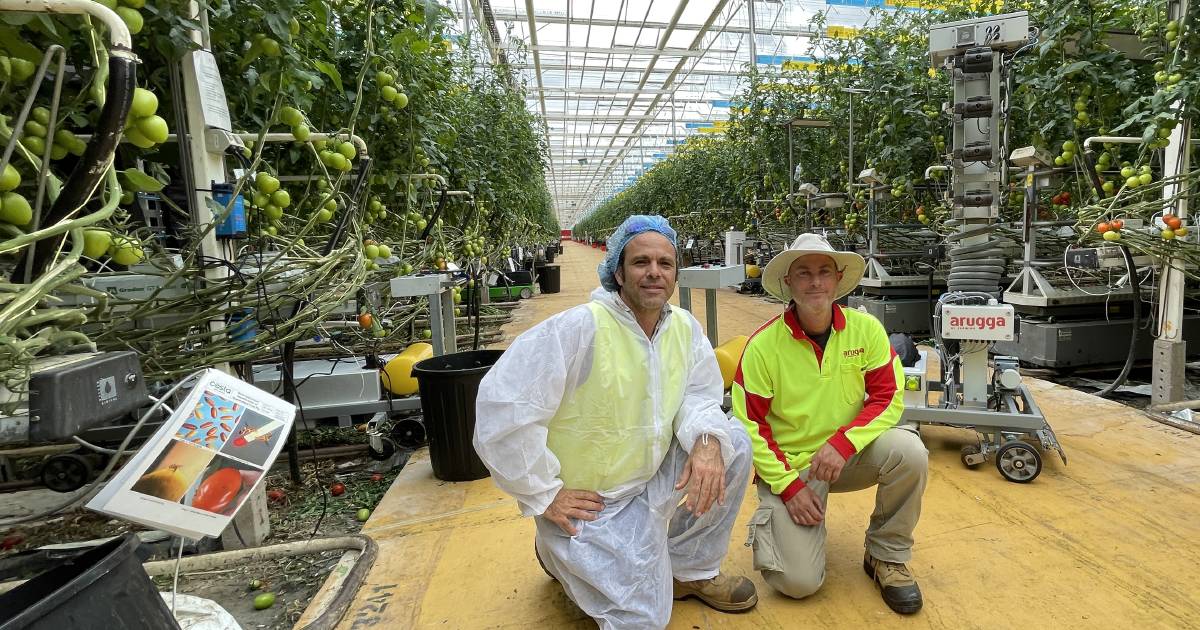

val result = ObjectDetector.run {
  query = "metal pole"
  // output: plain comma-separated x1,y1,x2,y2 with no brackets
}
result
848,93,855,186
747,0,757,73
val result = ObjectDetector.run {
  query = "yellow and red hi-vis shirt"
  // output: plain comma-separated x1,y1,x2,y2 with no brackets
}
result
732,304,904,502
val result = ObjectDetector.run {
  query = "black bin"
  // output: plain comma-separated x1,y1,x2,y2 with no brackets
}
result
0,534,180,630
413,350,504,481
536,265,561,294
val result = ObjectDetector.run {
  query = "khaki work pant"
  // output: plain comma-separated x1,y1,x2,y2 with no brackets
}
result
746,426,928,599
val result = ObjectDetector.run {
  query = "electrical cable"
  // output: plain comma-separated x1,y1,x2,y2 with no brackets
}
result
171,535,186,618
1095,244,1141,398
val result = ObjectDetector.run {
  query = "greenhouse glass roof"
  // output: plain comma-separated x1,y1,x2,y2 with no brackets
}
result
446,0,890,226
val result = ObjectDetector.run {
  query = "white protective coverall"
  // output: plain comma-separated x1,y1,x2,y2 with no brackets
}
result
473,287,752,629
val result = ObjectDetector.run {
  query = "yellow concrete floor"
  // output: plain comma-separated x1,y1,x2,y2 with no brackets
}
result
301,241,1200,629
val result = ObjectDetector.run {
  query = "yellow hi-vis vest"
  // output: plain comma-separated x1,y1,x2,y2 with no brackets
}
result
546,301,693,492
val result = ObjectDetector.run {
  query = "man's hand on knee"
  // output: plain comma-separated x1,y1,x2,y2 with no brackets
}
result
783,486,824,526
543,488,605,536
809,443,847,484
676,435,726,516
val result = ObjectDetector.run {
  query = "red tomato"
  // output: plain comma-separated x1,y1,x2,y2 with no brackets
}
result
1112,219,1124,230
1166,216,1182,230
358,313,373,329
370,473,384,482
1096,222,1111,234
331,482,346,496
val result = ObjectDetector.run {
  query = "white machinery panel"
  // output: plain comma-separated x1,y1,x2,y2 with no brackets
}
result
941,304,1015,341
678,265,745,290
929,11,1030,64
389,274,444,298
253,359,380,409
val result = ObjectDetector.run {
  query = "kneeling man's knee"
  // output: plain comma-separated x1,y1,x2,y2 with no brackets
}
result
764,566,824,600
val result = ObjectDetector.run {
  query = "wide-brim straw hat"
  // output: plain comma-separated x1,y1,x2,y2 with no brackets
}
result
761,233,866,303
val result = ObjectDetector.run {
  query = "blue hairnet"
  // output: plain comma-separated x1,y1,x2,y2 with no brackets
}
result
597,215,677,291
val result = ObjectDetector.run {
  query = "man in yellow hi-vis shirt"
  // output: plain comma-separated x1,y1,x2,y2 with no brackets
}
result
733,233,928,615
474,215,756,629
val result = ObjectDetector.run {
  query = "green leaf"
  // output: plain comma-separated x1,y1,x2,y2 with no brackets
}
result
311,60,343,93
120,168,165,193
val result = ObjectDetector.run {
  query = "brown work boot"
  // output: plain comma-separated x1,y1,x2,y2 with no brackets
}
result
863,553,923,614
673,573,758,612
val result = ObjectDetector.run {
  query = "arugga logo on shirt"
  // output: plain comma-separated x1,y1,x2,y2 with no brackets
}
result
843,347,865,358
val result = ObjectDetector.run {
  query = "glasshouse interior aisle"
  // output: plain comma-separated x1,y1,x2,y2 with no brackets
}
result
301,244,1200,629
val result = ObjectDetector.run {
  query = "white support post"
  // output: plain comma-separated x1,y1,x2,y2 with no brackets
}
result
179,1,267,547
1154,0,1191,406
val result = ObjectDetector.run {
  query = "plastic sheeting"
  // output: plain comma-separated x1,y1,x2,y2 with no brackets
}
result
159,592,242,630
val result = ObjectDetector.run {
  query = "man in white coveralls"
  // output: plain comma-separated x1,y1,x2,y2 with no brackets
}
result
473,215,757,629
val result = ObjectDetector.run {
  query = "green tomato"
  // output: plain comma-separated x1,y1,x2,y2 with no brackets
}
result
116,7,143,34
9,59,34,83
270,189,291,208
416,218,427,231
251,192,269,207
110,235,145,266
356,508,371,522
364,244,380,260
0,192,32,225
0,163,20,192
1138,173,1153,186
81,229,112,258
381,85,397,102
135,115,169,144
253,593,276,610
130,87,158,118
324,198,338,212
394,92,409,109
255,172,280,194
30,106,49,126
264,204,283,221
1120,166,1135,179
337,141,357,160
376,71,394,86
377,244,392,258
316,208,333,222
422,329,432,339
1126,176,1140,189
1102,181,1115,194
23,120,46,139
292,124,310,142
120,0,145,7
280,106,303,127
260,37,281,57
124,127,155,149
50,143,68,160
289,17,301,36
20,135,45,156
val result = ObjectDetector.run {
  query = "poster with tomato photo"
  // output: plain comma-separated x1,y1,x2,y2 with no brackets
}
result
180,457,262,516
87,369,295,540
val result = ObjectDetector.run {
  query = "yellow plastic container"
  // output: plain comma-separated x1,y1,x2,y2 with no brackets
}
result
713,335,749,391
382,342,434,395
746,264,762,279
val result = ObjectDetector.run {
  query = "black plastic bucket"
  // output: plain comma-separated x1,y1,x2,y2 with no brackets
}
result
536,265,561,294
0,534,180,630
412,350,504,481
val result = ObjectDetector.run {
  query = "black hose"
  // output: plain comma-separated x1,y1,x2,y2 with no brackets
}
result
1096,244,1140,398
15,55,136,281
